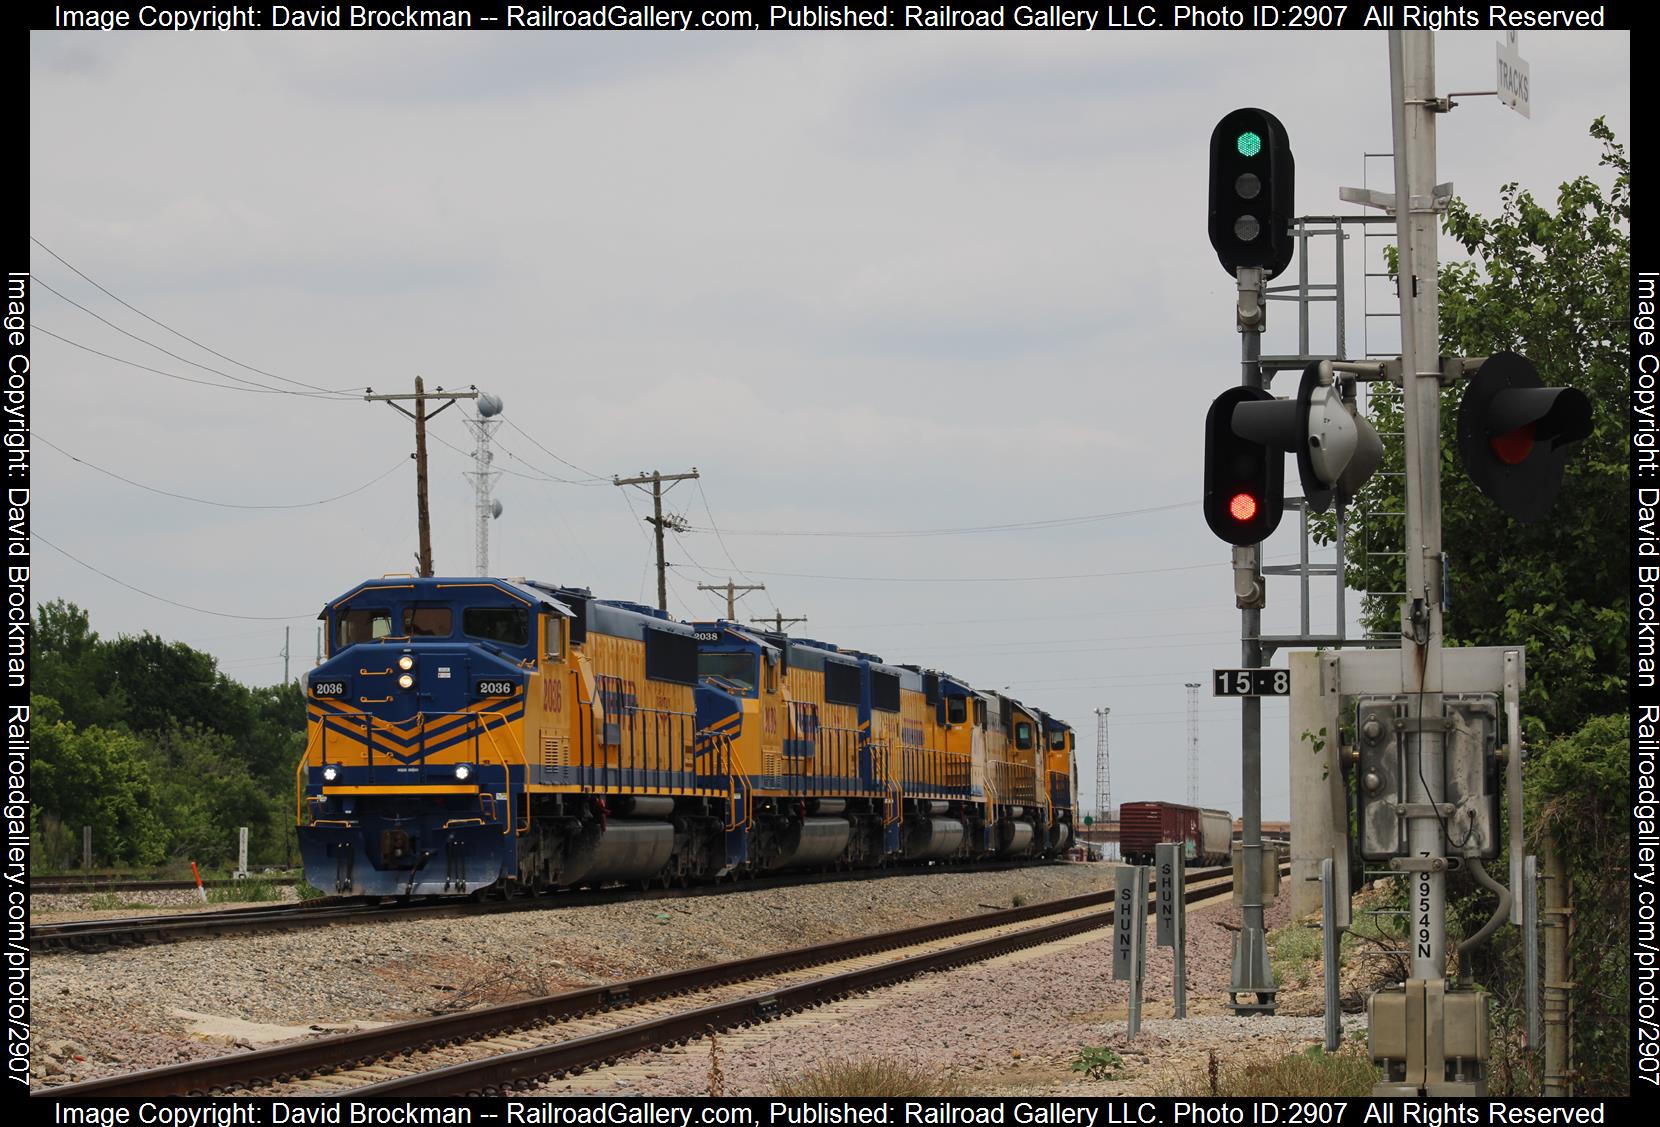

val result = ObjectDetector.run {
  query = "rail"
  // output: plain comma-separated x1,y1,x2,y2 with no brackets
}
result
33,863,1265,1098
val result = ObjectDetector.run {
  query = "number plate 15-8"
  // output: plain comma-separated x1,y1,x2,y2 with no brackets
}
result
1212,668,1290,697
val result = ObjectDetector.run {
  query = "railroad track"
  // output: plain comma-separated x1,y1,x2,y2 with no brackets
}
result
33,863,1272,1098
28,857,1086,954
30,876,300,895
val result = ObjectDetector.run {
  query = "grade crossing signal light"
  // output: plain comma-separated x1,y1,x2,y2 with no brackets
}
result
1457,351,1592,523
1230,361,1384,515
1204,386,1284,545
1208,108,1295,279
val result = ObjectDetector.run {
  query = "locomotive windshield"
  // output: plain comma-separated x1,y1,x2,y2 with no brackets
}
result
698,652,758,691
464,606,529,646
402,604,452,637
338,608,392,646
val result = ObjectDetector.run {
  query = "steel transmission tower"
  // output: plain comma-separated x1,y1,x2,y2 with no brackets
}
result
1185,683,1201,806
464,393,505,575
1093,707,1111,824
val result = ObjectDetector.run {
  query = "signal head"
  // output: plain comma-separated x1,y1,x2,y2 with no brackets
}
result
1208,108,1295,279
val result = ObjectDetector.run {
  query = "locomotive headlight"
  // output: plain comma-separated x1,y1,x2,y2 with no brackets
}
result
322,765,339,782
454,764,472,781
398,673,415,690
398,655,415,671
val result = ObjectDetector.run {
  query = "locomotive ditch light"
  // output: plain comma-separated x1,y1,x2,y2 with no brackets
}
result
322,765,339,782
398,654,415,671
398,673,415,689
454,764,472,781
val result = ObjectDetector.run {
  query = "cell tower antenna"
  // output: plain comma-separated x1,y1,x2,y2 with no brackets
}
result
1185,682,1201,805
1094,707,1112,825
465,393,504,575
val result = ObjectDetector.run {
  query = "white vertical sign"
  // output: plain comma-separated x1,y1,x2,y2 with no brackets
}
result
1497,32,1531,119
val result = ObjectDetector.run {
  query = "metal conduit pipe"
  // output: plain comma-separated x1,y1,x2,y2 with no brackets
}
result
1453,857,1512,981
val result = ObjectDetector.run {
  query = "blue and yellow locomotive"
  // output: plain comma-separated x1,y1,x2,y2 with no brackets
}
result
296,576,1077,897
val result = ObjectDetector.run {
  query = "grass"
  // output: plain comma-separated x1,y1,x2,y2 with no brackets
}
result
1268,924,1326,987
207,879,283,903
84,892,156,911
1208,1044,1381,1098
773,1057,967,1097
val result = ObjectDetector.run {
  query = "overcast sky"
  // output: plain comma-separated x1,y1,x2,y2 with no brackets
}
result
28,27,1630,819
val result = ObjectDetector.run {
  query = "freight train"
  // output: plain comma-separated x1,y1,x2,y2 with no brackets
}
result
295,576,1078,896
1117,801,1234,866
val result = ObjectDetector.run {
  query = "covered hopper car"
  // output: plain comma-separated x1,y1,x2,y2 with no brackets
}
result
1118,801,1233,866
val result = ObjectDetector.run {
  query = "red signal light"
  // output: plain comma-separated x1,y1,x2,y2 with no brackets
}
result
1229,492,1259,521
1489,423,1536,466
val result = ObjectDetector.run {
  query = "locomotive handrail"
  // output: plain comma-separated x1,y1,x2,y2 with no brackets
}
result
445,708,516,836
871,739,902,827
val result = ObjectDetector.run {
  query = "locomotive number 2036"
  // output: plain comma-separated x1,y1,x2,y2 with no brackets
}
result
310,680,347,697
475,680,517,697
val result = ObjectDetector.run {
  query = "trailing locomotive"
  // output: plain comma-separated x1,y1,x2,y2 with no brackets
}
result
1117,801,1233,866
296,576,1078,896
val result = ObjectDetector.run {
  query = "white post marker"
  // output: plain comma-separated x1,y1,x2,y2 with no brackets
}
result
1113,865,1148,1038
235,827,250,880
1156,842,1188,1018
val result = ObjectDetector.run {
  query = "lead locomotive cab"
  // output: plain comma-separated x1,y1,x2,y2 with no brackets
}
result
297,577,564,897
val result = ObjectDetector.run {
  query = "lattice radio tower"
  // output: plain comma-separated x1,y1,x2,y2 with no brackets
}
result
1094,707,1111,824
465,393,504,575
1184,682,1201,806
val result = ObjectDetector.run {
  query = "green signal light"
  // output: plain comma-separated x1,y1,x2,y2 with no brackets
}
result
1236,131,1262,157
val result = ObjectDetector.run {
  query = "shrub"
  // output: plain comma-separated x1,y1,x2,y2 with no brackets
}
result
773,1057,965,1097
1209,1044,1380,1098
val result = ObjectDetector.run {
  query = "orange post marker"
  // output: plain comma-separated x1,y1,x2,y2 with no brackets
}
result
190,861,208,903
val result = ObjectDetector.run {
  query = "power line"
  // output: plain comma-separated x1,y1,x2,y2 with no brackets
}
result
30,236,358,397
32,534,314,621
34,279,355,400
500,418,609,482
679,500,1192,539
40,436,406,509
35,326,336,397
682,558,1227,584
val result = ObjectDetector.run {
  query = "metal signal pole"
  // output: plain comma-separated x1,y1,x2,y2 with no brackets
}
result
1230,266,1275,1016
365,378,478,578
613,469,699,612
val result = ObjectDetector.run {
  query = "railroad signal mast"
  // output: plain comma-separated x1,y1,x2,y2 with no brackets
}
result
1199,34,1590,1095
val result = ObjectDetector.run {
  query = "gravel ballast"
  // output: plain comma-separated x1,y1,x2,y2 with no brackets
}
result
30,862,1331,1094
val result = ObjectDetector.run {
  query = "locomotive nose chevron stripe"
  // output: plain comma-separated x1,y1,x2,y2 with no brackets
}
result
308,699,522,764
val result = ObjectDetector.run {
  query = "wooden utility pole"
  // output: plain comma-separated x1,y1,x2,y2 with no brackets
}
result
698,580,764,620
613,469,699,612
750,612,807,635
365,378,478,577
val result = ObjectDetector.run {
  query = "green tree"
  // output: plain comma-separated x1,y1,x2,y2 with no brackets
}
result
1340,120,1628,736
30,696,169,865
